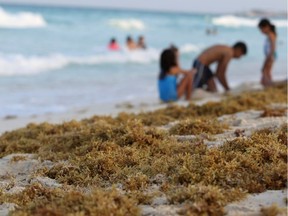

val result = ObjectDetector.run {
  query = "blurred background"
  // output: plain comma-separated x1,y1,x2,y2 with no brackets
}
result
0,0,287,117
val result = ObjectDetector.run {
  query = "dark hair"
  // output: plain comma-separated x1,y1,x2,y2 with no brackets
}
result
159,49,177,80
258,18,277,35
110,38,116,43
233,41,248,55
170,44,179,53
127,36,133,42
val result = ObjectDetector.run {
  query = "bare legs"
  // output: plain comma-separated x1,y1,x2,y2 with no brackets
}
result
261,58,274,87
207,78,217,92
177,71,194,100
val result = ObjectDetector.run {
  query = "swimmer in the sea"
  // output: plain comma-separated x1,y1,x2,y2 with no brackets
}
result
126,36,138,50
137,36,146,49
108,38,120,51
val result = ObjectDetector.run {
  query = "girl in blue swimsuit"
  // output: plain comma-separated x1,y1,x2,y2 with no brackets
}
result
158,46,195,102
258,19,277,87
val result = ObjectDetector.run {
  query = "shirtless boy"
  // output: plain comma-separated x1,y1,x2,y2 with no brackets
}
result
126,36,138,50
193,42,247,92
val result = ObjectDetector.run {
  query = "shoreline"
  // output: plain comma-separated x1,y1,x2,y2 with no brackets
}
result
0,88,225,135
0,82,266,135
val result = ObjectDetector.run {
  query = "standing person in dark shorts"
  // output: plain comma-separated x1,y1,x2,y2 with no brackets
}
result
192,42,247,92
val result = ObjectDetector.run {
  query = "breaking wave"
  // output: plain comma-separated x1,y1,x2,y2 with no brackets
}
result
0,6,46,28
212,15,287,28
0,49,159,76
108,19,145,30
0,44,200,76
180,44,201,53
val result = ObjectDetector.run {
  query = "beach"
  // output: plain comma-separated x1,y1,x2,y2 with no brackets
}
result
0,83,287,215
0,3,287,216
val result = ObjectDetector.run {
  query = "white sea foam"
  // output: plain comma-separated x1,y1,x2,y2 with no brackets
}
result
0,7,46,28
180,44,201,53
0,49,160,76
212,15,288,28
108,19,145,30
0,44,202,76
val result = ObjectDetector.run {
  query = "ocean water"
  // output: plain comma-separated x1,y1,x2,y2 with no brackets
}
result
0,4,287,117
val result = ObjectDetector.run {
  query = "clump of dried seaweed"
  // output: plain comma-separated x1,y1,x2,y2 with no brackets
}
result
277,124,288,146
2,184,139,216
169,185,245,216
9,155,27,163
260,108,287,118
172,185,227,216
260,204,286,216
172,128,287,192
169,118,229,136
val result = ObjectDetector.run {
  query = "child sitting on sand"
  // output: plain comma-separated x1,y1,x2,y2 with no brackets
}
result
258,19,277,87
158,46,195,102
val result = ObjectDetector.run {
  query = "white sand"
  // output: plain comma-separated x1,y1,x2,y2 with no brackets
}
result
164,108,287,147
140,189,288,216
208,108,288,146
226,190,287,216
0,154,60,215
0,154,56,190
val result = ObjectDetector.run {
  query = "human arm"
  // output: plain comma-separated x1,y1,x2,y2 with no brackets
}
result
215,55,232,91
170,66,195,76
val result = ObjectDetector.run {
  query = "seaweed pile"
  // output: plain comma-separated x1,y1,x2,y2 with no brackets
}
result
0,84,287,216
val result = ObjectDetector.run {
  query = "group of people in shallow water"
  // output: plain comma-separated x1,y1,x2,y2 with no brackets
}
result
108,35,146,51
158,18,278,102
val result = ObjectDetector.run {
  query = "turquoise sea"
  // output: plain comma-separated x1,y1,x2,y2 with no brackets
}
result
0,4,287,117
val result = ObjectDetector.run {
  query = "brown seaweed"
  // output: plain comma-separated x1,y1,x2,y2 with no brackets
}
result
0,84,286,215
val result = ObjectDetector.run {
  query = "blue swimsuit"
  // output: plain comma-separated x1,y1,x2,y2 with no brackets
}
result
264,38,277,59
158,75,177,102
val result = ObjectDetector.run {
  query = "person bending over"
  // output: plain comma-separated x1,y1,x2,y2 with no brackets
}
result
193,42,247,92
158,47,195,102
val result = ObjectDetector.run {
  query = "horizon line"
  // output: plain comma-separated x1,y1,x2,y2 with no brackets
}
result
0,2,224,15
1,2,286,16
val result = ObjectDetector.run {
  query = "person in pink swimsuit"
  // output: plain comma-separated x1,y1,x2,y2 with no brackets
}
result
108,38,120,51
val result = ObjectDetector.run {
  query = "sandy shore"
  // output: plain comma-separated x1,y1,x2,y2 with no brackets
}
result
0,82,264,135
0,88,225,135
0,82,287,215
225,190,287,216
0,108,287,215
